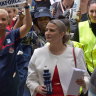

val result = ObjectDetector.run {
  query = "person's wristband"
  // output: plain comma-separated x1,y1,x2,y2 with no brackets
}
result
24,5,29,9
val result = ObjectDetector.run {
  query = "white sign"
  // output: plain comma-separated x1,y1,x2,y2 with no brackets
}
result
0,0,26,8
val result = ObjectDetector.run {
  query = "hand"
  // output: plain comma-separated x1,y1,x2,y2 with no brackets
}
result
76,78,86,88
18,11,25,20
25,0,28,6
76,8,82,22
35,85,47,95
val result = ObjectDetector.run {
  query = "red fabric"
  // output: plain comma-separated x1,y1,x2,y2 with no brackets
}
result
0,32,10,50
36,66,79,96
51,65,64,96
0,35,5,50
6,20,15,31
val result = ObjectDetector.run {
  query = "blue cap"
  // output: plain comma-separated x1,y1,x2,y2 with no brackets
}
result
34,7,52,19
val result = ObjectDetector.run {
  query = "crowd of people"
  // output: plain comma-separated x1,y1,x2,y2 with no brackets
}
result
0,0,96,96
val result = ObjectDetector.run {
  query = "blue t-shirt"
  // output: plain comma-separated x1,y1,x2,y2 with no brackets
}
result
0,28,21,96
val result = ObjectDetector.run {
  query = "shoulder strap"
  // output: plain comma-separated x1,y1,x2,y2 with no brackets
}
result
54,2,60,12
60,1,64,14
73,47,77,68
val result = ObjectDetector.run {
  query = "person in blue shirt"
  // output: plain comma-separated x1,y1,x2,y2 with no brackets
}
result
0,2,32,96
13,10,39,96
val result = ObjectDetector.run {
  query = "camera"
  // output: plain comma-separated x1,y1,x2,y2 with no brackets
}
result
60,8,79,20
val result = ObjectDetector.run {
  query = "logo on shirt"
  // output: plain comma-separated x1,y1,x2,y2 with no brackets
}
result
9,47,14,53
7,39,11,44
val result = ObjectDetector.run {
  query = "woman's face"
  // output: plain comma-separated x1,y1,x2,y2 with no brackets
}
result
37,16,50,31
6,8,14,24
62,0,74,8
88,3,96,23
45,22,64,44
0,13,8,31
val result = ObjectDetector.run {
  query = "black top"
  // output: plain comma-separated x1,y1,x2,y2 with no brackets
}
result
91,23,96,36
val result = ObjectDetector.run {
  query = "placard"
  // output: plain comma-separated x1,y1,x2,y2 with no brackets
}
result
0,0,26,8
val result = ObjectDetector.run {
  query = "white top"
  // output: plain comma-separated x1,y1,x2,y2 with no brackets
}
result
50,0,61,5
26,45,90,96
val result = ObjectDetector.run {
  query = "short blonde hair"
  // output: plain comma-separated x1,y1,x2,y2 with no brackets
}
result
0,9,9,17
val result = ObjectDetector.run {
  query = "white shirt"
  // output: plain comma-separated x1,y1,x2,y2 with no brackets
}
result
26,45,90,96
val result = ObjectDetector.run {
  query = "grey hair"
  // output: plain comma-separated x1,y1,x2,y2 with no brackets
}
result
49,19,69,44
